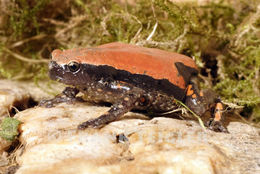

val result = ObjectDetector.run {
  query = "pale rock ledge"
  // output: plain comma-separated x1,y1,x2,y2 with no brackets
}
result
0,80,259,174
15,103,259,174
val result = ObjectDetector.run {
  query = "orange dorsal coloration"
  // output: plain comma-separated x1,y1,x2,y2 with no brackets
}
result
51,42,198,89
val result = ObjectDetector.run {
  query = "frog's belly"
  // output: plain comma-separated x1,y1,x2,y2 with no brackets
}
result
80,86,178,113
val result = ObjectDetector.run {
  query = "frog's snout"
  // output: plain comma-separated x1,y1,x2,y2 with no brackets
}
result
48,61,64,81
49,61,55,70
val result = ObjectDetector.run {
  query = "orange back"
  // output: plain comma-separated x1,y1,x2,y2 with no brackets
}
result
51,42,198,89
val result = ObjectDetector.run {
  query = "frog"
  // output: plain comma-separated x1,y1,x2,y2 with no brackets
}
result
40,42,228,132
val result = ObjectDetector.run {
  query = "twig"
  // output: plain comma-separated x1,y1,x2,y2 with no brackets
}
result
253,67,260,96
55,15,88,38
176,26,188,52
137,40,177,47
10,34,47,48
101,12,143,43
136,25,188,51
146,2,158,41
232,4,260,49
2,47,49,64
42,18,67,26
221,101,244,109
130,14,143,42
216,55,226,80
146,22,158,41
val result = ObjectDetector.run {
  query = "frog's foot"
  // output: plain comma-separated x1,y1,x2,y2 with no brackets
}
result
62,87,79,98
78,116,107,129
39,87,82,108
206,101,229,133
207,119,228,133
78,92,142,130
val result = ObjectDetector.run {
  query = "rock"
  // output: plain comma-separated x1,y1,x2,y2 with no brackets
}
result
0,79,60,161
0,80,259,173
0,138,11,154
0,152,8,167
14,102,260,174
0,80,30,117
0,80,29,155
0,79,64,117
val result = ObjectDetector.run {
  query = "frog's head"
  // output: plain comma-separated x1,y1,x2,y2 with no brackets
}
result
49,49,91,86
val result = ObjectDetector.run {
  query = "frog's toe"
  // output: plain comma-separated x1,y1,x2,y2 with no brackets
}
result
39,99,55,108
207,119,229,133
39,97,65,108
77,119,104,130
62,87,79,98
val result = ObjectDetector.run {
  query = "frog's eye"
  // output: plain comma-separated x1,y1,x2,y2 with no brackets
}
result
68,61,80,72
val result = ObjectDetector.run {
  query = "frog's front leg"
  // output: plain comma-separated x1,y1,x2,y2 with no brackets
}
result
78,91,142,130
39,87,81,108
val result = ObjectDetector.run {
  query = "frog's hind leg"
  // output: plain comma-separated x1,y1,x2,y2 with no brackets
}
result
207,98,228,133
184,83,228,132
184,83,207,116
78,90,142,129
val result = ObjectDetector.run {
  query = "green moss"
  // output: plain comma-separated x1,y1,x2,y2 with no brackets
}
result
9,0,51,38
0,118,21,141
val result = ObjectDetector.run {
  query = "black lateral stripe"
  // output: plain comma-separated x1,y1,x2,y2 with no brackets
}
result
49,61,187,100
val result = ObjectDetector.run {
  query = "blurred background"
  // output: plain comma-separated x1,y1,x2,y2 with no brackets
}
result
0,0,259,124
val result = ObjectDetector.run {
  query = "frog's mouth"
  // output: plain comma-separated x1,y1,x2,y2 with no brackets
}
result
49,61,65,82
48,61,90,86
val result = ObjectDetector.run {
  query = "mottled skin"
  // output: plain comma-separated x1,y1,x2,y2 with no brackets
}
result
41,42,227,132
